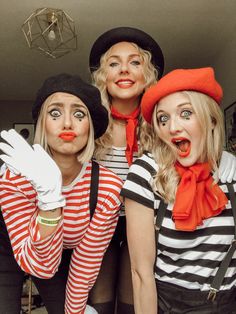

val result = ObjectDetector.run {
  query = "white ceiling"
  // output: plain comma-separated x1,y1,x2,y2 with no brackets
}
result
0,0,235,101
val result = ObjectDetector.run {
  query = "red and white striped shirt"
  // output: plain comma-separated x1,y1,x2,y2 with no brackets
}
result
0,161,123,314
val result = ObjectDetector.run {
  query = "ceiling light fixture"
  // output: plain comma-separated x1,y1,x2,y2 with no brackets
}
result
22,8,77,59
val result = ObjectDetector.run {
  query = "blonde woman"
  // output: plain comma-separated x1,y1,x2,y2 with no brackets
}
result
0,73,123,314
88,27,236,314
121,68,236,314
88,26,163,314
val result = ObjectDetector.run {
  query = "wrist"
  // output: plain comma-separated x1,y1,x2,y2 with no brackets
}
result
37,197,66,211
39,208,62,218
37,214,62,227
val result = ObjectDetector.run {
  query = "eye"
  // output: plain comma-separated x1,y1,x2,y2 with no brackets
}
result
74,110,86,119
181,110,192,119
48,109,61,118
109,62,119,67
158,114,169,125
130,60,141,66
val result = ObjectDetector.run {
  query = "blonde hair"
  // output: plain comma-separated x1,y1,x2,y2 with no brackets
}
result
151,91,224,203
34,95,95,164
92,43,158,160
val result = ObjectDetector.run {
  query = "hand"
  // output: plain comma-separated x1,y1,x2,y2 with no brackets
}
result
219,150,236,183
0,129,65,211
85,305,98,314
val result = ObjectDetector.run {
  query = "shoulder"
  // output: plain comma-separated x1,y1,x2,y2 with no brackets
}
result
121,152,157,208
129,152,157,179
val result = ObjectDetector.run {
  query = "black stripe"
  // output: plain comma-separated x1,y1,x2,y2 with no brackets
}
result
121,188,154,210
158,242,232,254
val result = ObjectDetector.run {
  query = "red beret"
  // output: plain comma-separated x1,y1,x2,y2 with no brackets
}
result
141,67,223,123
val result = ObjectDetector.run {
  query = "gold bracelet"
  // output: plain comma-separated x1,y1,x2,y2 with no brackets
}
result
37,215,62,227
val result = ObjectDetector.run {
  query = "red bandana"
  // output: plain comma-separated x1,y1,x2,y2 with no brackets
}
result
111,106,140,166
173,162,228,231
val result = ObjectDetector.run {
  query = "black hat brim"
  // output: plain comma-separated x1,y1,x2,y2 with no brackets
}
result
32,73,108,139
89,27,164,78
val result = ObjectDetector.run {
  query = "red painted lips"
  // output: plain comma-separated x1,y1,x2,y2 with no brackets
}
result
59,132,76,141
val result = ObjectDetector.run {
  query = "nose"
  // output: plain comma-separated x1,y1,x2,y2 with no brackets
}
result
169,116,183,134
63,112,73,129
120,61,129,74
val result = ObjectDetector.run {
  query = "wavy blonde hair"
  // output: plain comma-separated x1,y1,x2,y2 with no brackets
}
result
151,91,224,203
91,43,158,160
33,94,95,164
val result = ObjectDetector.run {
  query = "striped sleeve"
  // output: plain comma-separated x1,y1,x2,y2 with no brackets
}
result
65,166,122,313
121,153,157,209
0,169,63,278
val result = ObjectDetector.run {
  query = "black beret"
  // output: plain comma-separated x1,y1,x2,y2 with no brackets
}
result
32,73,108,139
89,26,164,78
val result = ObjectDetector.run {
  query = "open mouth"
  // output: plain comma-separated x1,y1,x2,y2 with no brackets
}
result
171,138,191,157
116,79,134,88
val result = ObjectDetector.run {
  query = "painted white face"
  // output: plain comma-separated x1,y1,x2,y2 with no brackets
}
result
156,92,203,167
45,92,90,157
105,41,146,103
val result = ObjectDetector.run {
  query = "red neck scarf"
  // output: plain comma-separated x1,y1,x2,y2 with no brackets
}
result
173,162,228,231
111,106,140,166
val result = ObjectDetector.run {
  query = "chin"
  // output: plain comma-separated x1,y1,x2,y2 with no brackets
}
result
177,157,198,167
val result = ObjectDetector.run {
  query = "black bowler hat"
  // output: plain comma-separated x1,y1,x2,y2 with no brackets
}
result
32,73,108,139
89,26,164,78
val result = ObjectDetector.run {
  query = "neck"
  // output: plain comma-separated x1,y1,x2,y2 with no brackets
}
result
111,98,140,115
52,153,83,185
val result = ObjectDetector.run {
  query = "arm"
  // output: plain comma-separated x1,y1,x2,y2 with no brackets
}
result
65,175,122,314
125,197,157,314
0,171,63,278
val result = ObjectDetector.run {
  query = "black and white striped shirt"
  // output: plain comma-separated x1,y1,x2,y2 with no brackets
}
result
97,146,138,215
121,152,236,291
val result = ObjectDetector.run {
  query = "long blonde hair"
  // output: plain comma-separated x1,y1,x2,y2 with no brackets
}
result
34,94,95,163
151,91,225,203
92,43,158,160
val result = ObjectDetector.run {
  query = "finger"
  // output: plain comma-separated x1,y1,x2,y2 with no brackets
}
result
0,154,20,175
218,166,227,183
226,158,236,183
233,172,236,182
0,142,15,156
1,129,32,152
218,151,233,183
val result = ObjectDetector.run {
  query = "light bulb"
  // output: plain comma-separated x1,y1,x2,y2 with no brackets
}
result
48,29,56,41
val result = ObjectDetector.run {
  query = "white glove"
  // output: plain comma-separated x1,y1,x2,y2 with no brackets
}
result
85,305,98,314
0,129,65,211
219,150,236,183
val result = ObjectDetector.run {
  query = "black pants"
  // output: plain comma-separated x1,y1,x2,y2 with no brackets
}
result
31,249,72,314
0,210,72,314
157,280,236,314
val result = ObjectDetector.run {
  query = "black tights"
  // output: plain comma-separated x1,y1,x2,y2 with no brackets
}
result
0,211,25,313
88,217,134,314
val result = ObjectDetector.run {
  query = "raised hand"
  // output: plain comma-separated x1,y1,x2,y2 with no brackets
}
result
219,150,236,183
0,129,65,211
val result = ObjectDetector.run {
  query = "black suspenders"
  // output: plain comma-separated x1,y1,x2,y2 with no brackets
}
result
153,182,236,301
208,182,236,300
89,160,99,220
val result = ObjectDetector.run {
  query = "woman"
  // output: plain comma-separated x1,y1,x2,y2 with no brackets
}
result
88,27,236,314
0,73,123,314
121,67,236,314
88,26,164,314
